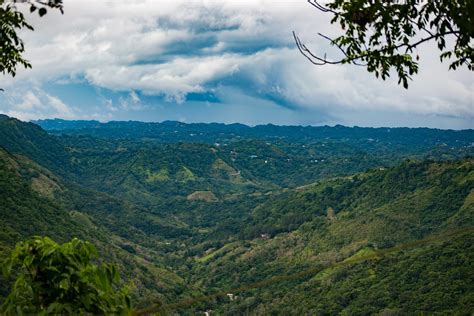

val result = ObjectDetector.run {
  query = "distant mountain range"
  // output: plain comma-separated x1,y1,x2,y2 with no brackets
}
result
34,117,474,146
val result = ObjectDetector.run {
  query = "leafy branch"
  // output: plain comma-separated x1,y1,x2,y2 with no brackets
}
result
0,0,63,79
294,0,474,88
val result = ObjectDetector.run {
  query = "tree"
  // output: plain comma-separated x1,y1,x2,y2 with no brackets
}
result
293,0,473,88
1,236,131,315
0,0,63,79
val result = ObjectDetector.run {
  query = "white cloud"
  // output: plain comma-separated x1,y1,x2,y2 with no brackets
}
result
0,0,471,127
0,87,77,120
84,53,243,101
16,91,42,111
119,91,144,110
46,94,75,118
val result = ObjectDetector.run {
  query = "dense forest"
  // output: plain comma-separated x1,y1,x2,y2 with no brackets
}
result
0,114,473,314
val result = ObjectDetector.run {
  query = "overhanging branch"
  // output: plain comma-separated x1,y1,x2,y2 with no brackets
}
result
293,30,461,66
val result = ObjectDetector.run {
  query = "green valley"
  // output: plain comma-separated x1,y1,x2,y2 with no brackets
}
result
0,115,472,314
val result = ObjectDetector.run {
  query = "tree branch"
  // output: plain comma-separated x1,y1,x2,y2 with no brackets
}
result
317,32,367,66
307,0,337,14
293,31,329,65
294,30,461,66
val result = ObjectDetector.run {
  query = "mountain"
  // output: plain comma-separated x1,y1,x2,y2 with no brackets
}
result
177,158,474,314
0,116,72,175
0,145,84,249
0,120,191,305
35,118,474,150
0,115,473,313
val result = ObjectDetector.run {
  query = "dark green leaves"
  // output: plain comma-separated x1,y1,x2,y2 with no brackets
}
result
0,236,132,315
38,7,47,17
0,6,33,78
0,1,63,82
299,0,473,88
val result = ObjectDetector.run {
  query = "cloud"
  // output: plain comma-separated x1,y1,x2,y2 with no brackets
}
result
0,0,471,128
119,91,144,110
84,53,244,101
16,91,42,111
47,94,75,117
0,86,76,121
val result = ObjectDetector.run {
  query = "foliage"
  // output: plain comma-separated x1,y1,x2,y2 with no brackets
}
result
0,0,63,79
0,116,73,176
211,234,474,315
35,118,474,149
0,144,187,307
295,0,474,88
1,236,131,315
0,3,32,78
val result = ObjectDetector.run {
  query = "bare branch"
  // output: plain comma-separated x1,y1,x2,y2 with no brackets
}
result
317,33,367,66
294,30,461,66
307,0,337,14
293,31,332,65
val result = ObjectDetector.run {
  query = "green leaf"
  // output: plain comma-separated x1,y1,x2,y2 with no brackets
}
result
59,278,69,290
46,302,62,313
1,237,131,314
38,8,47,17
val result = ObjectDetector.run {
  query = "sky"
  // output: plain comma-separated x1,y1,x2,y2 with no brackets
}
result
0,0,473,129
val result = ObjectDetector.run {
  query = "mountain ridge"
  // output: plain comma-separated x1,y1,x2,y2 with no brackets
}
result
34,118,473,131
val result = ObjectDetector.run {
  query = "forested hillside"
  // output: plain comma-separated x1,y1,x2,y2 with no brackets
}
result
178,157,473,314
0,115,472,314
0,144,193,305
36,119,474,150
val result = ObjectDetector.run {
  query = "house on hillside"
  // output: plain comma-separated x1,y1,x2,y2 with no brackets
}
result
261,233,270,240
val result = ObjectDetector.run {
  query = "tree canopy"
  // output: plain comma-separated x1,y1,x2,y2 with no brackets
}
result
1,236,131,315
294,0,474,88
0,0,62,79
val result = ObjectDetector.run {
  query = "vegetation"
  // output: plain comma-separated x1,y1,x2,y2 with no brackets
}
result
36,118,474,149
1,237,131,315
295,0,474,88
0,115,472,314
210,233,474,315
0,134,188,308
0,0,63,79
